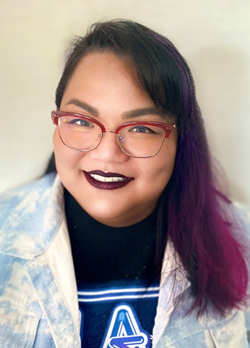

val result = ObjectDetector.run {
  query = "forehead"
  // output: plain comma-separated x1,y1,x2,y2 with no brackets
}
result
69,52,140,88
60,52,155,111
60,52,176,124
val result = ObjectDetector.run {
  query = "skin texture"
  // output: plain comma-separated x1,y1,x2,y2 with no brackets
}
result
53,52,178,227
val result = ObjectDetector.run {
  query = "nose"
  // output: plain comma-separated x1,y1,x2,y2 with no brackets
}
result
90,129,129,163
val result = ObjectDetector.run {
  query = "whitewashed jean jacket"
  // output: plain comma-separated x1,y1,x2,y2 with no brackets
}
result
0,173,250,348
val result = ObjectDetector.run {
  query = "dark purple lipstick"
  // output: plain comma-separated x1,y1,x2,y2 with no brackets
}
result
83,170,134,190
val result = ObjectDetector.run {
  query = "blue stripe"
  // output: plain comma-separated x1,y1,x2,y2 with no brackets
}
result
77,287,160,303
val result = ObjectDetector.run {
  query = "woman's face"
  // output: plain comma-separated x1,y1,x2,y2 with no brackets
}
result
53,52,177,227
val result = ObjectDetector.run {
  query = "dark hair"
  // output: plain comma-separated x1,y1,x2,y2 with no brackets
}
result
55,19,248,316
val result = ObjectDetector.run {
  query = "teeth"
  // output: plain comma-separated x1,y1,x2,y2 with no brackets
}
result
90,174,126,182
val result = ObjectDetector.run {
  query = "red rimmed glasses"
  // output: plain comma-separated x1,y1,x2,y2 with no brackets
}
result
51,110,176,158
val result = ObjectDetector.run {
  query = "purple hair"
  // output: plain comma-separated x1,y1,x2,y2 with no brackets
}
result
55,20,248,316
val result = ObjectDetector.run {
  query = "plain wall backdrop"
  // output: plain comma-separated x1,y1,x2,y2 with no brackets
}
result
0,0,249,205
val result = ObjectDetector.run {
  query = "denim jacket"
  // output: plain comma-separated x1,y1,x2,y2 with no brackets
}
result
0,173,250,348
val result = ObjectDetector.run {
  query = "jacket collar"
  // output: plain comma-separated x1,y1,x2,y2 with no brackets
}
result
153,240,191,346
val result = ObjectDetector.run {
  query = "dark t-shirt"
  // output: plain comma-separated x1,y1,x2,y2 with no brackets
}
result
64,189,161,347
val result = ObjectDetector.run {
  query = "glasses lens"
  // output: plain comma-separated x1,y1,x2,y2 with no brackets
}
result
117,124,165,157
58,116,102,151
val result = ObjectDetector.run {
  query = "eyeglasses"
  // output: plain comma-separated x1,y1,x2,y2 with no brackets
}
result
51,110,176,158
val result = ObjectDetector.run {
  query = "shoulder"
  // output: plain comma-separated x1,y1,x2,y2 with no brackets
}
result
0,173,64,258
230,201,250,230
217,196,250,240
0,172,57,199
0,173,56,222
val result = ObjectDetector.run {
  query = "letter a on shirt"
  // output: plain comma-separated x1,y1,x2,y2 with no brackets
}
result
101,304,150,348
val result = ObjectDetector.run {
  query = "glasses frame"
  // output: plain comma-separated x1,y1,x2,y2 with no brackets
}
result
51,110,176,158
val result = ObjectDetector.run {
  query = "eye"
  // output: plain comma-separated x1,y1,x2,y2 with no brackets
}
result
69,118,94,128
129,125,157,134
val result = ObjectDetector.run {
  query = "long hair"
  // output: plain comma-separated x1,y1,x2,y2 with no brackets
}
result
55,20,248,316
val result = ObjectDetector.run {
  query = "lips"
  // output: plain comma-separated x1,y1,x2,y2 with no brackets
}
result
83,170,134,190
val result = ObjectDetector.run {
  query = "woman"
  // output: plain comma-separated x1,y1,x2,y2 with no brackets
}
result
0,20,249,347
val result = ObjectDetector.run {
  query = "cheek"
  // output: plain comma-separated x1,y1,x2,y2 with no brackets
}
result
53,128,62,153
145,140,177,190
135,154,176,202
53,129,82,170
150,137,177,174
53,129,67,165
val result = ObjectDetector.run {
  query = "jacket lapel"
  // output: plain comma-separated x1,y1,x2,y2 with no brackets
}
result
153,240,190,346
25,250,80,348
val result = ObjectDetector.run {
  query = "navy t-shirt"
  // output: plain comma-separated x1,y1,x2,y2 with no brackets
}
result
64,189,162,347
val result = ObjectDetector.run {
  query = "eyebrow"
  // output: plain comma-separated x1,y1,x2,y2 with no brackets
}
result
65,98,168,120
121,107,167,119
65,99,99,117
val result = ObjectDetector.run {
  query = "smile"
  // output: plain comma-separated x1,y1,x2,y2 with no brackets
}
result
89,174,126,182
83,170,134,190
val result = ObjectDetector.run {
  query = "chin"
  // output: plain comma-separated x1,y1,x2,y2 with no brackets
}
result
83,204,125,226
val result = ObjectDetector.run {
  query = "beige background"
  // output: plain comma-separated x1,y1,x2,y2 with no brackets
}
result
0,0,249,205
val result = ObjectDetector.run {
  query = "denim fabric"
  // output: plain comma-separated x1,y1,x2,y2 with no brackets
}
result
0,173,249,347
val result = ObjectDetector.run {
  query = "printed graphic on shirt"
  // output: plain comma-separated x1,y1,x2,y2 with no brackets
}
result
101,304,150,348
78,286,159,347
